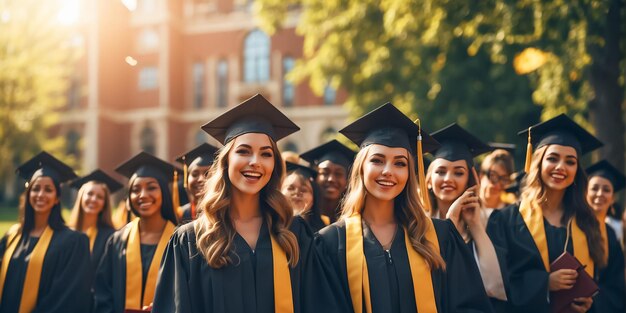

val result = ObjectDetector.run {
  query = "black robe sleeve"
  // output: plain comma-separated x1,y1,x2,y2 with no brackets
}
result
93,226,130,313
591,225,625,313
487,205,551,313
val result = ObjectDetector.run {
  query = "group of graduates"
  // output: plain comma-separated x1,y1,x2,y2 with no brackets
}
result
0,93,625,313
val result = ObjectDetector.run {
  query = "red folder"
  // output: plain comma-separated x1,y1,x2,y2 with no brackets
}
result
549,252,599,313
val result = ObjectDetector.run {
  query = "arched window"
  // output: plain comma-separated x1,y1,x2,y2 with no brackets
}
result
243,30,270,83
282,57,295,107
140,125,156,154
66,130,80,156
192,62,205,109
323,84,336,105
195,130,207,146
216,59,228,107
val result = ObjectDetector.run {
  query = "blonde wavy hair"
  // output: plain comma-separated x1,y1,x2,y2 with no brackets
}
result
521,145,605,268
340,145,446,270
194,136,299,268
68,181,114,231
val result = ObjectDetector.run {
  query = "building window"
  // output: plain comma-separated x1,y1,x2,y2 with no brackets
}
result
216,60,228,108
66,130,80,156
67,78,80,109
195,130,206,146
140,125,156,154
139,66,158,90
243,29,270,83
282,57,295,107
323,84,336,105
282,141,298,153
192,62,205,109
138,28,159,51
320,126,336,142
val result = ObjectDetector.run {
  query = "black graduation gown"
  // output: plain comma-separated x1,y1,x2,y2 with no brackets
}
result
179,203,194,225
92,225,116,274
93,223,162,313
315,218,495,313
151,216,350,313
486,204,597,313
592,225,625,313
0,226,92,313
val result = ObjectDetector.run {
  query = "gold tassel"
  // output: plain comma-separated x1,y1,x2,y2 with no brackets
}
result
524,127,532,173
172,170,182,220
415,118,432,212
183,156,188,189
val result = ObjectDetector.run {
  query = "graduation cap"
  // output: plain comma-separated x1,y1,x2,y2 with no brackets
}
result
176,143,220,189
518,114,603,172
339,102,439,154
431,123,491,167
586,160,626,192
70,169,124,193
286,161,318,180
201,94,299,144
16,151,77,185
339,102,439,211
299,140,355,169
488,142,516,154
505,171,526,194
115,152,179,184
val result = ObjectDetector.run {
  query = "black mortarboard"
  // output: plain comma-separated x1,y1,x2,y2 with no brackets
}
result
586,160,626,192
70,169,124,193
16,151,77,184
299,140,355,169
505,171,526,194
115,152,178,184
286,161,318,180
519,114,603,172
175,143,219,168
431,123,491,167
201,94,299,144
339,102,440,154
488,142,516,154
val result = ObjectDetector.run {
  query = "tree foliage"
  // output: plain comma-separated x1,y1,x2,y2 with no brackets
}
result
256,0,624,170
0,0,78,199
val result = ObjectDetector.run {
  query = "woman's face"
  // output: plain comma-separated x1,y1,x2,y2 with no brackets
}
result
316,160,348,202
29,176,58,215
540,145,577,192
228,133,275,196
587,176,614,215
429,158,469,203
362,144,409,202
81,183,106,215
130,177,163,218
188,163,211,201
480,163,510,205
281,173,314,214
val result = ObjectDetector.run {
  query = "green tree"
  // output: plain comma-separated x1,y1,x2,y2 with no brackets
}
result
256,0,624,172
0,0,78,202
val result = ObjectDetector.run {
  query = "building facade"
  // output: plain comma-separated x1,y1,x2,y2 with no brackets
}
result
59,0,348,176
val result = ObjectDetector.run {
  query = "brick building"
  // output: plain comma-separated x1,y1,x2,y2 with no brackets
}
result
59,0,348,177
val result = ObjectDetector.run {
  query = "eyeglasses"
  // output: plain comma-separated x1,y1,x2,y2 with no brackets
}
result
484,170,511,185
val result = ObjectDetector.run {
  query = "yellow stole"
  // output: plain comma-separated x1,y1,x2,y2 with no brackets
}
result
345,214,440,313
124,218,175,309
320,215,331,226
519,199,594,276
596,216,609,264
86,226,98,252
0,225,54,313
269,232,294,313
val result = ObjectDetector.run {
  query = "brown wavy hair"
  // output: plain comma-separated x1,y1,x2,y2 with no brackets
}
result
194,136,299,268
340,145,446,270
521,145,605,268
68,181,114,231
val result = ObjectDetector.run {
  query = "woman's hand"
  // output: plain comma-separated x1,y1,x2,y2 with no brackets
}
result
570,297,593,313
549,269,578,291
